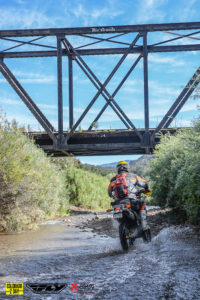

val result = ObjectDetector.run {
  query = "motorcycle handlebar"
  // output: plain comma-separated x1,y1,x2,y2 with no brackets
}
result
137,189,147,194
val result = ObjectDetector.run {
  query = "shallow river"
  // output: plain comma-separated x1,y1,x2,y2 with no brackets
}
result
0,211,199,299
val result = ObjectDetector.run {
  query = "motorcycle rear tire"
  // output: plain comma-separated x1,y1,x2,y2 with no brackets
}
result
119,222,130,251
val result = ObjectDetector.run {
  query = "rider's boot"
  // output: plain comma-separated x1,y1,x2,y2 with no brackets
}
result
139,209,150,232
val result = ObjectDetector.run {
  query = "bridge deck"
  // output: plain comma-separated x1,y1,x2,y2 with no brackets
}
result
27,128,180,156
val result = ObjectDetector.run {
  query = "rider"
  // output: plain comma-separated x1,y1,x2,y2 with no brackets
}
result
108,160,150,232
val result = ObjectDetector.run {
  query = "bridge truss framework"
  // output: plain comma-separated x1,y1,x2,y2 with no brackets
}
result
0,22,200,156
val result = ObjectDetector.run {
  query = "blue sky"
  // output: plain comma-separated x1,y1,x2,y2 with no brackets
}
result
0,0,200,165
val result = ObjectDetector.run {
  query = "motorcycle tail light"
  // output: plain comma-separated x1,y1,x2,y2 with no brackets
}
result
126,204,131,208
115,207,121,210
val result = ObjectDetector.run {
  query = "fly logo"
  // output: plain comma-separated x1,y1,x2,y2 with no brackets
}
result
26,283,66,294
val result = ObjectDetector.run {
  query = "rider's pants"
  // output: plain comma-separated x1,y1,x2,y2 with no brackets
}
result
139,204,149,231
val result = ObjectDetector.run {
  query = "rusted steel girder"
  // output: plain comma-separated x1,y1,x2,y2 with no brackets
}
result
0,22,200,155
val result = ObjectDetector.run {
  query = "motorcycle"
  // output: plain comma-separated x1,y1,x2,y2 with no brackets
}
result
106,189,152,251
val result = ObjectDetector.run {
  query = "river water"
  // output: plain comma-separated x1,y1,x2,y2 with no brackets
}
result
0,211,199,300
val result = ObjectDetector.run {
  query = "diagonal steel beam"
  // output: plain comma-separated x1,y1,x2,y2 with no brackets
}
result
73,57,131,129
0,59,56,142
164,75,200,128
76,33,130,49
151,30,200,47
65,37,131,129
88,54,142,130
63,39,132,130
63,39,131,130
1,37,56,50
152,66,200,140
2,36,45,52
63,34,141,142
63,35,142,136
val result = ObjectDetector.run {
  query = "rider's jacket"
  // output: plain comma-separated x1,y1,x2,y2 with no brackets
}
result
108,171,148,200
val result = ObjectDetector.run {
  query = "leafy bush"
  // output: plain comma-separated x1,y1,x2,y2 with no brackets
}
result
0,114,68,232
65,162,111,210
148,120,200,225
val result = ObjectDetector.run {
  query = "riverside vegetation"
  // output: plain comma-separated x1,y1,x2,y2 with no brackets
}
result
0,113,111,232
147,116,200,226
0,111,199,232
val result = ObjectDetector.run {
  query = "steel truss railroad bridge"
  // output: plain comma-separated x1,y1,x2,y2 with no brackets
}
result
0,22,200,156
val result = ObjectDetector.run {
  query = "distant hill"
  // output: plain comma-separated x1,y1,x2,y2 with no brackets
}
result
101,155,154,177
129,155,154,177
100,160,132,168
129,155,153,167
77,155,153,178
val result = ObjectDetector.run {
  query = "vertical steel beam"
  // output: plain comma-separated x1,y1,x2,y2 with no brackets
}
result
57,36,63,135
143,32,149,133
68,55,73,129
142,32,151,150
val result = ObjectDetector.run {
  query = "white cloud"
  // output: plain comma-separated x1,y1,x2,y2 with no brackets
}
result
70,3,123,27
148,54,185,67
20,77,56,84
179,102,200,112
1,70,57,84
150,98,171,105
150,116,192,127
149,80,180,97
14,0,27,4
136,0,167,23
174,0,197,21
0,76,56,84
0,97,21,105
0,8,58,29
122,78,180,97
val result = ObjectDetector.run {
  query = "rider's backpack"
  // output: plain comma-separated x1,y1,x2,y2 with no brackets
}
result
113,173,128,199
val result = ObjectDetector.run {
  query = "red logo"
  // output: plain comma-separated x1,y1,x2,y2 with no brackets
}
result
70,283,78,292
70,282,99,295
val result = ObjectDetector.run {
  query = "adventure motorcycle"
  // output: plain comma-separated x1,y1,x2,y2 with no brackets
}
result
107,189,152,251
